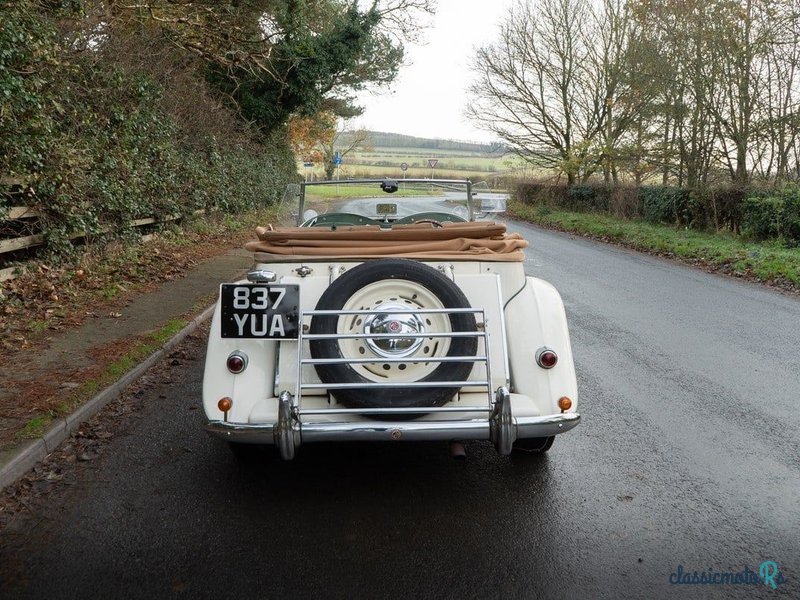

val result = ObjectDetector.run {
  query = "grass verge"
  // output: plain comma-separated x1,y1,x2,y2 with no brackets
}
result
16,415,54,440
14,318,189,443
508,200,800,290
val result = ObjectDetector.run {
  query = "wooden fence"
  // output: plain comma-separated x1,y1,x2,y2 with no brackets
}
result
0,207,201,282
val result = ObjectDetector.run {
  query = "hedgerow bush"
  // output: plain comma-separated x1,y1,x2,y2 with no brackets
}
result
566,184,611,212
516,181,640,214
515,181,618,213
608,186,642,219
0,1,296,262
514,181,567,206
687,187,748,232
513,180,800,246
639,186,692,225
0,1,60,187
742,188,800,246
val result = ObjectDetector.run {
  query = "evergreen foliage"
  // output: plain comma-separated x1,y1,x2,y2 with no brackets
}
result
211,3,393,132
515,181,800,246
0,1,297,260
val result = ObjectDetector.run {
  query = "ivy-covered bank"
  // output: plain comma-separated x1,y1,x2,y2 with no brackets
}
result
0,1,296,261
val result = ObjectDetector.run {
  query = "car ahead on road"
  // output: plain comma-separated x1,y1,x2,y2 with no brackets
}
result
202,179,579,460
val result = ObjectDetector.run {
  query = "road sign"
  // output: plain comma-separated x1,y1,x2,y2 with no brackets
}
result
333,152,342,166
400,162,409,171
428,159,438,169
303,162,314,168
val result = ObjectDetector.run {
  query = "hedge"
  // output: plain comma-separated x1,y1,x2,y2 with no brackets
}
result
639,186,692,225
741,189,800,246
0,1,297,261
514,181,799,246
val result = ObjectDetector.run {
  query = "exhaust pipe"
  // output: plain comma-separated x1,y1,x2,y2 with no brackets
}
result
449,441,466,459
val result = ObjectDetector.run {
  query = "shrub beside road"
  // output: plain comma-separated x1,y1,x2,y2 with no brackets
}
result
508,199,800,292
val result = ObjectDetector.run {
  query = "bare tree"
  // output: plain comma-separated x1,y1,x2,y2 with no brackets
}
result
468,0,607,185
752,1,800,181
323,123,373,179
627,0,722,187
369,0,437,43
590,0,656,184
631,0,800,186
469,0,800,187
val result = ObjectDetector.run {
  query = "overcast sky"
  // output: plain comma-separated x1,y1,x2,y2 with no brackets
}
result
354,0,514,143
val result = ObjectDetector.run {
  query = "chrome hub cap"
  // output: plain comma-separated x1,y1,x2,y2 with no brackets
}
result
338,280,451,382
364,303,426,358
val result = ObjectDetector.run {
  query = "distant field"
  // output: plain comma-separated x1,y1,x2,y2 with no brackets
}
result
304,183,440,199
357,147,496,158
299,141,538,187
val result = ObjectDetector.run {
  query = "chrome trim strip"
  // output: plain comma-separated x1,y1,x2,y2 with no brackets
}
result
467,180,474,221
494,273,511,388
205,413,582,447
482,314,494,401
272,339,281,398
303,420,490,443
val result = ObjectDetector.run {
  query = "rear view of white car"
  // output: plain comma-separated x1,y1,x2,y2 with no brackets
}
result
202,179,579,460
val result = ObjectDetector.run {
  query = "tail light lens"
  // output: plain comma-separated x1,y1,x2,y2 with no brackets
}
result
227,351,248,374
536,347,558,369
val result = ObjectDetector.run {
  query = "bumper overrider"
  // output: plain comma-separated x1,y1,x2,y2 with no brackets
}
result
206,387,581,460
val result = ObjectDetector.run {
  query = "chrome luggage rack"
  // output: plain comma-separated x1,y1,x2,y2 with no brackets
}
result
295,307,493,416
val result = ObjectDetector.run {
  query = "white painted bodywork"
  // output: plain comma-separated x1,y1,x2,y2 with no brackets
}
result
202,258,578,436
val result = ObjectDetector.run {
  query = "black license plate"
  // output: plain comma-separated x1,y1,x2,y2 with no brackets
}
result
220,284,299,339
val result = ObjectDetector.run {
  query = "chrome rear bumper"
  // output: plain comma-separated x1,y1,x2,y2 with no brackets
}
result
205,387,580,459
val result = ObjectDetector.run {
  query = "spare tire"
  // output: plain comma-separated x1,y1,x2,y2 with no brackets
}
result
310,259,478,410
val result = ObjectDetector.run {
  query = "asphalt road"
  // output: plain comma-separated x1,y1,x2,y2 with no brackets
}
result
1,220,799,599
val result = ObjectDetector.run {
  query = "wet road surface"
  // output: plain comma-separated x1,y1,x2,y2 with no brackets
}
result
1,220,798,599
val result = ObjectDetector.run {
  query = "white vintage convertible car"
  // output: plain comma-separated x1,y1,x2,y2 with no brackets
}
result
202,179,579,460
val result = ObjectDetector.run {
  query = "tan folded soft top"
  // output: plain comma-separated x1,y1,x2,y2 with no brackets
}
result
245,221,528,262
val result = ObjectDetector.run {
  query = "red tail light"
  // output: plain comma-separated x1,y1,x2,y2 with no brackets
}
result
536,347,558,369
226,351,248,374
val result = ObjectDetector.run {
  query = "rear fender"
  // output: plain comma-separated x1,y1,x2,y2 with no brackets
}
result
503,276,578,416
202,295,277,423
